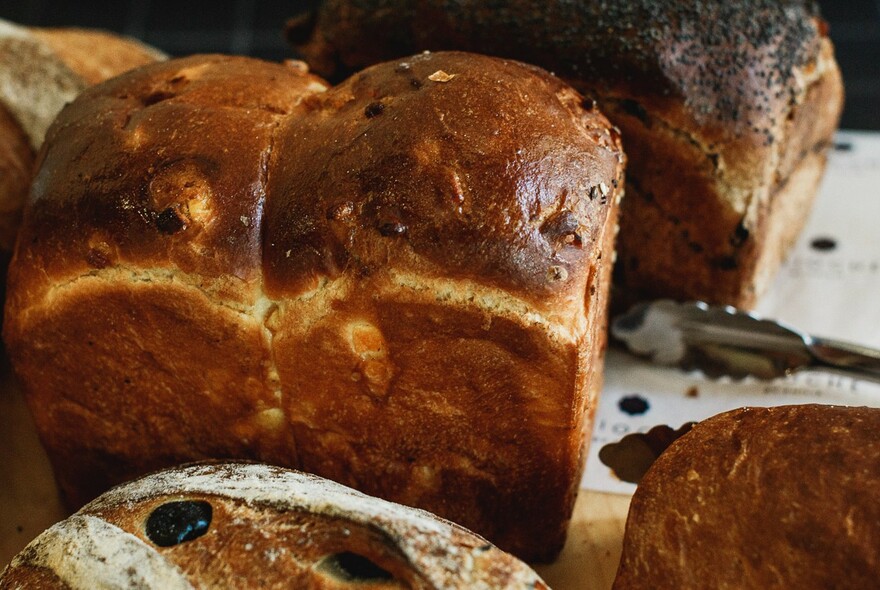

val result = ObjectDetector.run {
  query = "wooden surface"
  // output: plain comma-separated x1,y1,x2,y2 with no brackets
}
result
0,359,632,588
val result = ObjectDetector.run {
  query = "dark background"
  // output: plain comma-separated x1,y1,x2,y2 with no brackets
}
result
1,0,877,129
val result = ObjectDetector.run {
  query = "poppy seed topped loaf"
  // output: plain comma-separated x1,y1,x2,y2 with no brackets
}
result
3,51,625,561
292,0,844,308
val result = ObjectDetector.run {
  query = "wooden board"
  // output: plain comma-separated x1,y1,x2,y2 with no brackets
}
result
0,360,632,588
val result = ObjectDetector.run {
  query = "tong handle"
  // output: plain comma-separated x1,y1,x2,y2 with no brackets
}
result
808,337,880,383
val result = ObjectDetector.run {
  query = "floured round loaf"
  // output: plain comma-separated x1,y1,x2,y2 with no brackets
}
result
0,18,164,251
614,405,880,589
292,0,844,308
3,51,625,561
0,462,549,589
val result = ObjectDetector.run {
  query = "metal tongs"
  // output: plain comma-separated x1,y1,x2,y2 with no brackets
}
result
612,300,880,383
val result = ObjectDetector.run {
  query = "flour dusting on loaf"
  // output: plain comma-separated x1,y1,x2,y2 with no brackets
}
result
7,515,194,589
0,19,85,149
0,463,548,589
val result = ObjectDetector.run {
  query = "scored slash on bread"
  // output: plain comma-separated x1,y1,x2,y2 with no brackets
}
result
0,462,549,589
3,51,625,561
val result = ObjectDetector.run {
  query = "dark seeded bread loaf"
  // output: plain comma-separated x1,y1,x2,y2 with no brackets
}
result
3,51,624,561
614,405,880,589
292,0,844,308
0,18,164,252
0,463,549,589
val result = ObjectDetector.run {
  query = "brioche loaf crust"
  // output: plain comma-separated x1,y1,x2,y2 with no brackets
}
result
4,52,624,560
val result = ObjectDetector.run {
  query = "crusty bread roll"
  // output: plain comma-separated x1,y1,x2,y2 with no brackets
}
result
0,462,549,589
0,18,164,251
614,405,880,589
3,51,625,561
292,0,844,308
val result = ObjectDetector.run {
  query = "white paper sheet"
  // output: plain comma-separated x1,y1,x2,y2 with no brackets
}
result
583,130,880,494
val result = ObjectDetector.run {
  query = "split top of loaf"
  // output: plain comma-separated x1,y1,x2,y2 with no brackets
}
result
4,51,625,561
14,51,622,314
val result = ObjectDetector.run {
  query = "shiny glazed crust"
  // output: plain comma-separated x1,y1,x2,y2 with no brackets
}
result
294,0,844,308
0,18,163,251
3,52,625,561
614,405,880,589
0,463,549,589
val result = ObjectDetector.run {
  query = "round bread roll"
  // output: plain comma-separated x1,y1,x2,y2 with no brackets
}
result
0,462,549,589
3,51,624,561
292,0,844,308
0,18,164,251
614,405,880,589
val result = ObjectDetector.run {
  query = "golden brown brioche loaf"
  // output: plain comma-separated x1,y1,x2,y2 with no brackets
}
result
292,0,844,308
3,51,625,561
0,18,164,251
0,462,549,589
614,405,880,589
